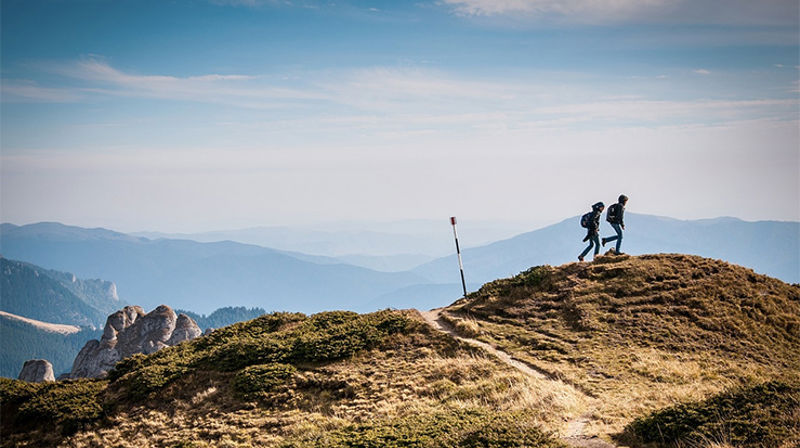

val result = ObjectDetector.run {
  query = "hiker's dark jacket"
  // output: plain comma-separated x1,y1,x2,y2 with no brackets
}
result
608,203,625,226
586,207,602,235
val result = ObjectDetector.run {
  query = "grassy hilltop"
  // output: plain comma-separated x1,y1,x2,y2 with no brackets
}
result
440,253,800,446
1,253,798,448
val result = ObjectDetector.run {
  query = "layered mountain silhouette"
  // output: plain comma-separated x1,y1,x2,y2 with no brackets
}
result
0,256,124,328
2,215,797,317
413,213,799,287
0,223,427,314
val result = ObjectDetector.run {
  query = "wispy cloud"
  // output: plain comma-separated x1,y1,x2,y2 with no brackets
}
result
208,0,280,7
5,59,797,132
1,80,82,102
442,0,799,25
46,58,329,108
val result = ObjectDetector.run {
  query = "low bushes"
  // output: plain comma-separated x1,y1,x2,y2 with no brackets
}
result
111,310,414,399
623,381,800,447
281,408,566,448
0,378,107,434
232,363,297,400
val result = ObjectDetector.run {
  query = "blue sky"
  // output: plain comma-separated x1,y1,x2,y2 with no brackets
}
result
1,0,798,232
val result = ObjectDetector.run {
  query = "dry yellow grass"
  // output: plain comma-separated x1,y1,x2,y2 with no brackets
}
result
440,254,800,438
6,254,796,448
8,314,577,448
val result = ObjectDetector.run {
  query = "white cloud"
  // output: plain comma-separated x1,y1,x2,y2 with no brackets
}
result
208,0,279,7
8,59,798,133
1,80,82,102
49,58,329,108
3,65,799,229
442,0,799,25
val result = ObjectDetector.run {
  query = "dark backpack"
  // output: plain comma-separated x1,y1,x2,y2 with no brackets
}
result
580,212,592,228
606,204,620,223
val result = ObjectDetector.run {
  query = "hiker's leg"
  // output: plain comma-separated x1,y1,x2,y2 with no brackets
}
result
591,235,600,255
580,239,594,258
612,223,623,253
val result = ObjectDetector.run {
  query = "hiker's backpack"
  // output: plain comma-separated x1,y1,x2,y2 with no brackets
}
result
606,204,620,223
580,212,592,228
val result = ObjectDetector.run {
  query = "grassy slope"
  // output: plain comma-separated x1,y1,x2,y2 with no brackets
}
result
623,381,799,448
1,310,576,448
3,253,798,448
439,253,800,440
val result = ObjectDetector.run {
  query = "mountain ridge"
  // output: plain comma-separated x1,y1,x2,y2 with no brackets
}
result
0,222,427,314
413,213,800,286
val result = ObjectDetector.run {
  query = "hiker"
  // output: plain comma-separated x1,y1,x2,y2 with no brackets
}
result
602,194,628,254
578,202,604,262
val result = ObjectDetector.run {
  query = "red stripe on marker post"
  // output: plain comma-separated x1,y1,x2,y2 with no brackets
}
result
450,216,467,298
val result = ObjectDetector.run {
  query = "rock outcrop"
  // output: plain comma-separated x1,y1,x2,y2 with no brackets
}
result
70,305,201,379
18,359,55,382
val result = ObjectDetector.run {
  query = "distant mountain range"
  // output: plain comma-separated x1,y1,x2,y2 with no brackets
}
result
412,214,799,286
0,223,428,314
2,216,797,319
131,220,529,259
0,256,124,328
175,306,266,331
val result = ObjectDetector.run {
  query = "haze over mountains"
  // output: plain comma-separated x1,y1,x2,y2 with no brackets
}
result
132,220,532,272
0,223,427,314
1,214,797,319
0,258,114,377
0,257,124,329
414,214,800,286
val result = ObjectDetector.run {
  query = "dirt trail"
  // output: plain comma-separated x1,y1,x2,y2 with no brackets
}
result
418,308,619,448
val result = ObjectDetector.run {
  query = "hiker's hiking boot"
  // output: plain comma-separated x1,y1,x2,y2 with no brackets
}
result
578,255,584,262
601,238,607,247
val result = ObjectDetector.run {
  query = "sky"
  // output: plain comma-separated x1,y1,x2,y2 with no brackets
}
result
1,0,798,233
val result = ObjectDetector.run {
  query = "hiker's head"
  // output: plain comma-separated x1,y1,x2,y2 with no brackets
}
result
594,201,605,211
618,194,628,204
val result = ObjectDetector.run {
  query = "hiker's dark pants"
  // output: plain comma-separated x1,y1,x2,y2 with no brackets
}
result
580,234,600,258
604,223,623,253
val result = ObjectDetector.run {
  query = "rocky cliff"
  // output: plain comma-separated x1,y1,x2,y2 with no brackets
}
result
70,305,201,378
17,359,55,382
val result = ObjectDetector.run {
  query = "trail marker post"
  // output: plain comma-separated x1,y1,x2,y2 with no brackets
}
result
450,216,467,298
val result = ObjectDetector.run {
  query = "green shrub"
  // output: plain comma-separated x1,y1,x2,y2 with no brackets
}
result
623,381,800,447
232,363,296,399
16,379,107,434
0,377,43,404
107,352,148,381
108,310,413,399
290,310,411,363
516,265,553,289
280,408,565,448
118,364,189,400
